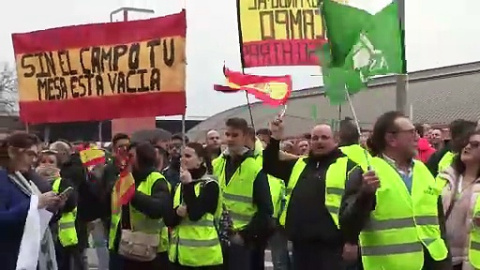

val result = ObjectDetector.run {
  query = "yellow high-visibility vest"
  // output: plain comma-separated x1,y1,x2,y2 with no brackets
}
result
469,196,480,268
52,177,78,247
109,171,169,253
438,151,455,174
279,157,349,228
340,144,371,172
168,178,223,266
212,155,262,230
253,153,285,219
360,157,448,270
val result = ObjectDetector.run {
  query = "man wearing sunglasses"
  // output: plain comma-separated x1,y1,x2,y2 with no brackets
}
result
162,133,189,189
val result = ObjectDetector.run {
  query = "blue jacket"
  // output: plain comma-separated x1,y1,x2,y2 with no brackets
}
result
0,169,30,270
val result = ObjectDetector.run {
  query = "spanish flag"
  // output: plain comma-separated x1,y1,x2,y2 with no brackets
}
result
79,147,106,168
111,171,136,213
214,66,292,107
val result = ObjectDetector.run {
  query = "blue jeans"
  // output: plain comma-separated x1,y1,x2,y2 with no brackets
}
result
269,228,292,270
90,220,109,270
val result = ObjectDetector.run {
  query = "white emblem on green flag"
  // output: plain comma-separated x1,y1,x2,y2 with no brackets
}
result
318,0,405,104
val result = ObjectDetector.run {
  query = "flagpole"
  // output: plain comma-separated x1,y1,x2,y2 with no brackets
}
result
345,92,372,169
235,0,256,129
181,113,186,148
396,0,407,114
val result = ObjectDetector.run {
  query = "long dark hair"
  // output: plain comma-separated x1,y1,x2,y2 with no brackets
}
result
186,142,212,174
0,132,39,169
451,130,480,178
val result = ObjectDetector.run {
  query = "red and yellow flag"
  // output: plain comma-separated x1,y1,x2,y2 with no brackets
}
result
79,147,106,167
214,67,292,106
111,170,136,213
12,10,186,124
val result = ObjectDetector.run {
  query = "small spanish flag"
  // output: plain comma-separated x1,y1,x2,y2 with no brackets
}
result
214,66,292,106
79,147,106,167
111,171,136,213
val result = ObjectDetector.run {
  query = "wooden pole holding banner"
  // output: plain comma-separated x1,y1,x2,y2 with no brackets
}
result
44,125,51,144
396,0,407,114
25,123,29,133
98,121,103,143
181,114,186,148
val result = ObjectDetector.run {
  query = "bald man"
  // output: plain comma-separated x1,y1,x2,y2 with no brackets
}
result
264,121,359,270
205,129,222,159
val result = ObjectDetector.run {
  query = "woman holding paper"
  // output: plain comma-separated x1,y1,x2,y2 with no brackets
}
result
0,132,63,270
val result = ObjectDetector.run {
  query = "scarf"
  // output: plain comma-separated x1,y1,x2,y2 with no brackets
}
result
9,171,57,270
35,165,61,183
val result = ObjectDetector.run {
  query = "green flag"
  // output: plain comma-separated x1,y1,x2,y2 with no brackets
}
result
319,0,405,104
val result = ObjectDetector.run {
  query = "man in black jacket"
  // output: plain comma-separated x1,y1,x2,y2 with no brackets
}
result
264,118,357,270
426,119,476,176
340,111,451,270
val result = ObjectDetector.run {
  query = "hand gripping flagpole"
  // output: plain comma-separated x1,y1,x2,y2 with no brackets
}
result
345,91,372,170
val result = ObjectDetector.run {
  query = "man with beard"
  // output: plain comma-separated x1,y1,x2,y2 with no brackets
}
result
264,118,358,270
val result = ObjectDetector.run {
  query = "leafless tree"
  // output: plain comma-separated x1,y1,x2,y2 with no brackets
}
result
0,63,19,116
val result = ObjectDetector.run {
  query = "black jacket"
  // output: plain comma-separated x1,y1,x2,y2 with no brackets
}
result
59,154,90,249
340,166,452,270
426,143,452,177
263,138,355,245
220,150,273,244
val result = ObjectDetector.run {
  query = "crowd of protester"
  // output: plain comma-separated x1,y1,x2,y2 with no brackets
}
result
0,112,480,270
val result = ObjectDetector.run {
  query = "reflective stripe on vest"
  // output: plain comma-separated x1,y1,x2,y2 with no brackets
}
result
108,171,166,251
438,151,455,174
158,179,172,253
359,157,448,270
169,179,223,267
212,156,260,230
469,197,480,268
52,177,78,247
340,144,370,172
279,157,349,227
253,154,285,219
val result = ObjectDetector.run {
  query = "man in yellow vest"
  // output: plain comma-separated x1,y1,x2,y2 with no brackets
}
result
265,117,358,270
338,118,371,172
426,119,476,176
245,127,291,270
212,118,273,270
340,111,452,270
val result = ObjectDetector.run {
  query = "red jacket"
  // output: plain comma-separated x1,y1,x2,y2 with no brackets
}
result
416,138,436,163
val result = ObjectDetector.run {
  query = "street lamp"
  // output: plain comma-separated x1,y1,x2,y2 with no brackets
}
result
109,7,155,22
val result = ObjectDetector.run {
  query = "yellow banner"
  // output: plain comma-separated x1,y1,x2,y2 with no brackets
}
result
16,37,186,102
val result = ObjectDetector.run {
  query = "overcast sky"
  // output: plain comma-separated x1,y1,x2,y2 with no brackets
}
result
1,0,479,120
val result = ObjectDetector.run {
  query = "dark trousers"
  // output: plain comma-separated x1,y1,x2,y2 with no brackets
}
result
292,242,344,270
55,244,87,270
171,262,223,270
109,251,169,270
222,243,253,270
251,241,266,270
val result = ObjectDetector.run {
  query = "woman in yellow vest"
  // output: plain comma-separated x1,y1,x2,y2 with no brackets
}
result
436,131,480,270
36,149,80,270
106,142,175,270
169,142,223,270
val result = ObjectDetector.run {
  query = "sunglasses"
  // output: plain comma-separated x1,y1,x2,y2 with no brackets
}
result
468,141,480,149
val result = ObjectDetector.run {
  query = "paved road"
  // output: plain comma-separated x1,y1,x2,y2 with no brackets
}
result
86,248,275,269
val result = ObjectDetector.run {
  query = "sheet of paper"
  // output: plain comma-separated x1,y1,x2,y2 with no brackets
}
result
39,209,53,236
